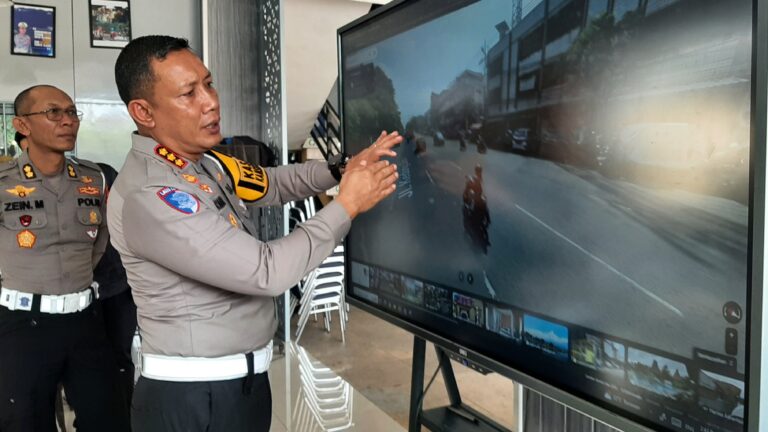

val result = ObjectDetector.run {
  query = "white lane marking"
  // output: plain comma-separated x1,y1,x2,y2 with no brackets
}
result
425,169,435,184
515,204,684,317
483,271,496,299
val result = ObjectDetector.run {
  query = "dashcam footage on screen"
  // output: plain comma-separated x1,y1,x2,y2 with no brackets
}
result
343,0,750,431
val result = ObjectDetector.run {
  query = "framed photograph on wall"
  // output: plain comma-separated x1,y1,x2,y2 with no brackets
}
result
11,3,55,58
88,0,131,49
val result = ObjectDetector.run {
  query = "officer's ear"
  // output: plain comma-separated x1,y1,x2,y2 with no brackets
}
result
127,99,155,129
12,116,30,137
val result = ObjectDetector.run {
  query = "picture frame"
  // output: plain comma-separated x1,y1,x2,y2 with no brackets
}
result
11,3,55,58
88,0,131,49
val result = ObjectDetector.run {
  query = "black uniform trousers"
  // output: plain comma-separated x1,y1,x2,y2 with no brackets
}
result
132,372,272,432
0,303,128,432
100,289,138,416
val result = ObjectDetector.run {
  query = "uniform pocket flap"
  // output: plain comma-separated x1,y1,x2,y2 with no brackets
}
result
77,208,102,225
2,211,47,230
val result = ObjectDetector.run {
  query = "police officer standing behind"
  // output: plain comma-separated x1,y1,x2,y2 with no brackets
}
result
109,36,401,432
0,85,126,431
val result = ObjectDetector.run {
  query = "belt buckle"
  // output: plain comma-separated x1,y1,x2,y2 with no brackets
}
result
15,292,33,311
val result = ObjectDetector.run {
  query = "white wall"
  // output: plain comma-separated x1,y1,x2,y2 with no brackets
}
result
1,0,201,168
284,0,371,150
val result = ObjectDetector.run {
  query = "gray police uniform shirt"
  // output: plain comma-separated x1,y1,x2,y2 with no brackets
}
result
0,151,108,295
107,134,350,357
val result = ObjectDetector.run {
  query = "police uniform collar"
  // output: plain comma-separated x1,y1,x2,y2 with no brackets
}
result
16,151,82,182
132,133,189,170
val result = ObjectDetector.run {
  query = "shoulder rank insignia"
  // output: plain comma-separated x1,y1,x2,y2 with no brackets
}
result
67,164,77,178
6,185,35,198
81,176,94,184
22,164,36,179
157,187,200,214
155,145,188,169
17,230,36,248
78,186,100,196
182,174,198,183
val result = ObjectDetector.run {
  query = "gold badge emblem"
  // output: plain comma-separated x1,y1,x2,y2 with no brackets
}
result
89,210,99,224
81,176,94,184
182,174,198,183
23,164,36,179
67,164,77,178
228,213,238,227
79,186,100,196
199,184,213,194
6,185,35,197
17,230,36,248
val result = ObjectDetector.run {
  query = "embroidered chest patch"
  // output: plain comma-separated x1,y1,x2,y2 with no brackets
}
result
157,187,200,214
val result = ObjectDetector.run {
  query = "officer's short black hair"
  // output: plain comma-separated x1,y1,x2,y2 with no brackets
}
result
13,84,57,115
114,35,191,105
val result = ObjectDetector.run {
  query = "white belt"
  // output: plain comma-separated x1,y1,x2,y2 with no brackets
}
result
0,286,94,313
141,340,273,382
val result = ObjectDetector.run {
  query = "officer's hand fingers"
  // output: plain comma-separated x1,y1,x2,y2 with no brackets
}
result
379,182,397,199
379,169,398,188
372,162,397,182
368,160,391,174
372,132,402,151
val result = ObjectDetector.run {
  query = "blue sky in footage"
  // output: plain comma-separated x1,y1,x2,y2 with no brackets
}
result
524,315,569,351
366,0,514,124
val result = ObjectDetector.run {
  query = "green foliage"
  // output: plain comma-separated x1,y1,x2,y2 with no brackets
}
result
345,66,404,147
565,10,644,87
405,114,431,134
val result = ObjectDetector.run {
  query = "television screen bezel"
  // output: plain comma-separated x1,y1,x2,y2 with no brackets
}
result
337,1,768,430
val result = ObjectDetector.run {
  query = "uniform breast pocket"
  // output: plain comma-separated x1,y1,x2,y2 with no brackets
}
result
76,208,102,242
1,210,48,231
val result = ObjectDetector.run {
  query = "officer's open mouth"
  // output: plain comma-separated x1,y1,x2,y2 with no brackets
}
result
203,120,220,132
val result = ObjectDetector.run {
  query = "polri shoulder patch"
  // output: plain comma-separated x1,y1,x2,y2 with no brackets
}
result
156,187,200,214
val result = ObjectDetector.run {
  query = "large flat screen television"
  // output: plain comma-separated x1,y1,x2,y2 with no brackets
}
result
339,1,765,431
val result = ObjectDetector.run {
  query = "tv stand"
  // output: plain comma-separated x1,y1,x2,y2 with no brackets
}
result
408,336,510,432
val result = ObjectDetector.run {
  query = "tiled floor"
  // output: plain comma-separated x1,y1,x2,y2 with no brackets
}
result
293,304,520,430
58,304,519,431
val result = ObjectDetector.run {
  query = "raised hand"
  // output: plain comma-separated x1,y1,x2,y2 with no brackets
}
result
336,160,399,218
346,131,402,172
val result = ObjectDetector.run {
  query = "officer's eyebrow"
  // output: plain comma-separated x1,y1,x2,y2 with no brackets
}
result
179,72,212,91
43,102,76,110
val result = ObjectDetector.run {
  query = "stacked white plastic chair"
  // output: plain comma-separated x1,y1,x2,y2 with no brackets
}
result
291,344,354,431
295,245,346,343
287,197,317,315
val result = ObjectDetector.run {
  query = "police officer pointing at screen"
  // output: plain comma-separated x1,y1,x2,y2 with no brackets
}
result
0,85,126,431
108,36,401,431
